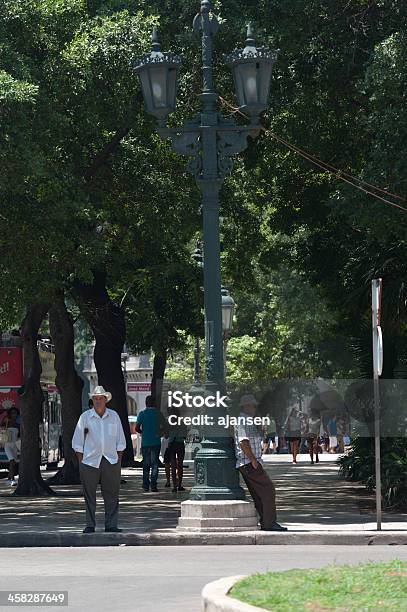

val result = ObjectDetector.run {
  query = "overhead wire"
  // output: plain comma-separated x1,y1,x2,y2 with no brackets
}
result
218,95,407,214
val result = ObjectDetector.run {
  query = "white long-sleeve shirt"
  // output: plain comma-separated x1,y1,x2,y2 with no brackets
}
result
72,408,126,468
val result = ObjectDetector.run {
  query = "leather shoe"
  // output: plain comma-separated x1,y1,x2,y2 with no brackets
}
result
105,527,122,533
261,522,288,532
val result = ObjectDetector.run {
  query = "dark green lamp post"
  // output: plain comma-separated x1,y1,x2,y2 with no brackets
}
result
134,1,277,500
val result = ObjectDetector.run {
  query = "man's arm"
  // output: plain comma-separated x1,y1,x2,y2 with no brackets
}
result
239,439,259,469
116,414,126,462
72,415,85,463
135,411,143,434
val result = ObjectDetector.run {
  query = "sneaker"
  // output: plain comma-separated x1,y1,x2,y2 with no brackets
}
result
142,487,149,492
261,522,288,532
10,480,17,486
83,527,95,534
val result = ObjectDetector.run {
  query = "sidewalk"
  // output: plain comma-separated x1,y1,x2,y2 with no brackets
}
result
0,454,405,546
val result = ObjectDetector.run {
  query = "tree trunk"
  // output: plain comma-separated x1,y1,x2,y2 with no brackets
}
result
47,294,84,485
13,302,55,496
73,270,134,465
151,349,167,411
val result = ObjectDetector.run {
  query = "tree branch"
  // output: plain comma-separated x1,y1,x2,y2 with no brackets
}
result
84,126,130,182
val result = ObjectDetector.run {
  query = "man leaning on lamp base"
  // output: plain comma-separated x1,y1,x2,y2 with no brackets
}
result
72,386,126,534
234,394,287,532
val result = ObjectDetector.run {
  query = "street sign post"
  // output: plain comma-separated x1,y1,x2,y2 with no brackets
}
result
372,278,383,530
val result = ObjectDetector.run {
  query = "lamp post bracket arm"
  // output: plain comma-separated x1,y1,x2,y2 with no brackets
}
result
158,127,201,158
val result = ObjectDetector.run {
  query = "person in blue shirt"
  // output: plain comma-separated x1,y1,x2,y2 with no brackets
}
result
136,395,167,492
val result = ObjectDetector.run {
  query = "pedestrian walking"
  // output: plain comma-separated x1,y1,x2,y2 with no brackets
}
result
307,413,321,465
262,416,277,455
135,395,167,492
72,386,126,534
284,407,302,464
1,407,20,486
167,407,187,492
161,436,171,487
327,415,338,453
234,394,287,532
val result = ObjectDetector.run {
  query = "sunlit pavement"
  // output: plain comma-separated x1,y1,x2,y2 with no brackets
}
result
1,545,407,612
262,454,407,531
0,453,405,535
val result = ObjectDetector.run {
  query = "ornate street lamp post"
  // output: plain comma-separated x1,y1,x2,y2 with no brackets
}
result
135,1,276,501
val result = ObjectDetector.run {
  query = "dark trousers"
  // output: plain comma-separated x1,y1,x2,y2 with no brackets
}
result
169,441,185,487
142,445,161,489
79,457,121,529
239,463,277,529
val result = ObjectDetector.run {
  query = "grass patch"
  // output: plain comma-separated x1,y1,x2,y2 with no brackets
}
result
229,561,407,611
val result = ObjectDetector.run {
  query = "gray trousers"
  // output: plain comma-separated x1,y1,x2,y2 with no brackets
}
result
79,457,121,529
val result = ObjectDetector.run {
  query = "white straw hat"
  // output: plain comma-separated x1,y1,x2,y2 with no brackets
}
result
239,393,258,407
89,385,112,403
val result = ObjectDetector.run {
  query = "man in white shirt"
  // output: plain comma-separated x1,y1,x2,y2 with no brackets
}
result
72,386,126,534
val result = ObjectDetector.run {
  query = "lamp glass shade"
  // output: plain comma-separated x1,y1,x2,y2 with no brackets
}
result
134,32,181,122
225,31,277,117
237,62,259,106
151,65,167,107
221,290,235,333
137,61,180,120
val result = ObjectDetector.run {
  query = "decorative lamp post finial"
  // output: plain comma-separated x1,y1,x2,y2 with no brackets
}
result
151,26,160,52
245,23,255,47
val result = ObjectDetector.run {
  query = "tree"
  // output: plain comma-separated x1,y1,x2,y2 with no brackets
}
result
48,294,84,485
13,302,54,496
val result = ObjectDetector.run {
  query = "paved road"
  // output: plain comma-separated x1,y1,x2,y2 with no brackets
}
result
1,546,407,611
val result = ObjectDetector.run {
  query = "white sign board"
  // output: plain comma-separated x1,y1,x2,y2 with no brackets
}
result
372,279,383,377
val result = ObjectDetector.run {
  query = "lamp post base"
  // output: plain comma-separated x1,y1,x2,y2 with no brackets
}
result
177,500,258,532
189,440,246,501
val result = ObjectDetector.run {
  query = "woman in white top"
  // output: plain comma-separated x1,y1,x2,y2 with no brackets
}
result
3,407,20,485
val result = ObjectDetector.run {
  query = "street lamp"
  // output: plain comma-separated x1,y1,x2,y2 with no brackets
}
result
226,24,277,118
221,287,235,336
134,26,181,122
135,1,276,501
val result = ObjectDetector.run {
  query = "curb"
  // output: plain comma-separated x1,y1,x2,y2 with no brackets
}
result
0,530,407,548
202,576,265,612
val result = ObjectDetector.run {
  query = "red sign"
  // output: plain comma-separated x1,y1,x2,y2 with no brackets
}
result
127,382,151,392
0,347,23,388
